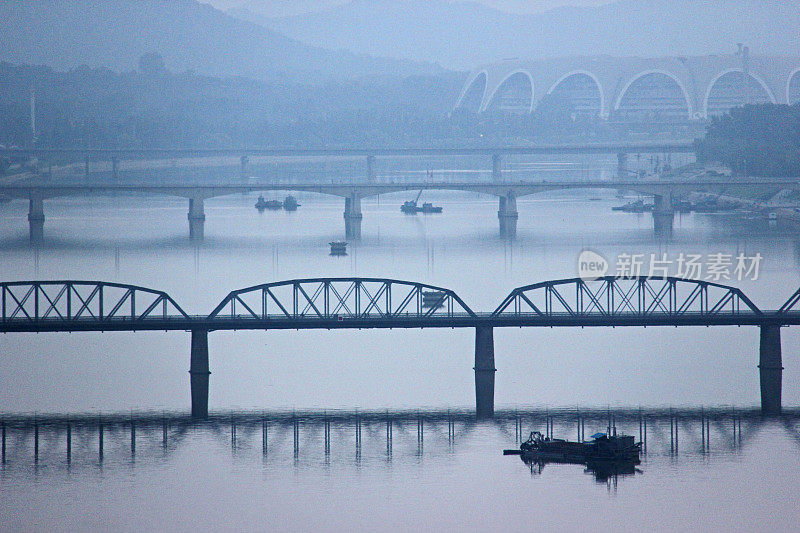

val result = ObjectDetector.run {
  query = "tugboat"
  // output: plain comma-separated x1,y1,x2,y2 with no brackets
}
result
329,241,348,256
283,195,300,211
255,195,283,211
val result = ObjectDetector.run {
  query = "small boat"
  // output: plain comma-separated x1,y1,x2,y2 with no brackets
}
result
283,195,300,211
255,195,282,210
329,241,347,256
611,199,653,213
401,200,419,214
401,189,424,214
506,430,641,464
420,202,443,214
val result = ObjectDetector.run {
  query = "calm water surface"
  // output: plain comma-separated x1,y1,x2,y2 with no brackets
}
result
1,181,799,530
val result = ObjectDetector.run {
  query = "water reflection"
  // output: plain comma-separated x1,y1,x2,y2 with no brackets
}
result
2,407,798,470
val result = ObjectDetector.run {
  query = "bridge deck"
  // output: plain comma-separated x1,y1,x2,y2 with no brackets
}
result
0,311,794,333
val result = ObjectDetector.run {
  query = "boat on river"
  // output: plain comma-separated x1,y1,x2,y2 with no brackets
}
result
255,195,283,211
506,430,641,464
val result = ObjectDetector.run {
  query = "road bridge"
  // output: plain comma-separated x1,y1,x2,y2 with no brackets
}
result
3,175,796,242
1,142,707,241
0,276,797,418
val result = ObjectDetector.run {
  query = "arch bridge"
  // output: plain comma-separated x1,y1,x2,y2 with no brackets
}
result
457,51,800,120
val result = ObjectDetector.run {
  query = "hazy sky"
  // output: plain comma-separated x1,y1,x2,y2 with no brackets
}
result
208,0,614,17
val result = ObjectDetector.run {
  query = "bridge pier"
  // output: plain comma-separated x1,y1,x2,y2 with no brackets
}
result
111,156,119,181
84,153,90,180
188,197,205,240
28,194,44,244
617,152,628,180
190,329,210,419
474,326,496,419
498,193,518,239
652,194,674,237
492,154,502,182
759,325,783,415
366,155,376,182
344,193,363,240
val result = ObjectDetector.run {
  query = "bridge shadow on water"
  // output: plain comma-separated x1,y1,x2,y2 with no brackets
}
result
2,407,799,478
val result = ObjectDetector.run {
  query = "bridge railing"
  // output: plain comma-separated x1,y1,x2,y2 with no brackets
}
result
492,276,762,318
0,281,189,323
208,278,475,321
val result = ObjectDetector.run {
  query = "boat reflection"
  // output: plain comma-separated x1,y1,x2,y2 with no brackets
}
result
522,455,643,483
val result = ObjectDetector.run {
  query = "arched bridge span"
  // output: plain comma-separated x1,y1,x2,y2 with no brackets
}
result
208,277,476,323
492,276,762,324
0,281,189,331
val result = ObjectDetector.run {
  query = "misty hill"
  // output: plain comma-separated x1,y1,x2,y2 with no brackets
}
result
233,0,800,69
0,0,440,83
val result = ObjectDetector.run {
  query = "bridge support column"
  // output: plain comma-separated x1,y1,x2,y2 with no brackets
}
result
111,156,119,181
240,155,249,179
652,193,674,237
759,325,783,415
366,155,375,182
617,152,628,180
190,329,210,419
344,193,363,240
474,326,496,419
498,193,518,239
188,197,205,240
492,154,502,182
28,194,44,244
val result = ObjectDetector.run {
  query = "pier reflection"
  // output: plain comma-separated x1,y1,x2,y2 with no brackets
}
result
1,407,798,473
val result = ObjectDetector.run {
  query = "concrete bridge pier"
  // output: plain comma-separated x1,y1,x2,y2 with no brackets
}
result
28,194,44,244
498,193,518,239
759,325,783,415
652,193,674,237
84,153,90,180
190,329,210,419
474,326,496,419
492,154,502,182
344,193,363,240
240,155,249,179
111,156,119,181
617,152,628,180
366,155,376,182
188,197,206,240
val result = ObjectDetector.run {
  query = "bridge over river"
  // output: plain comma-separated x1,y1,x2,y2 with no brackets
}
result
0,143,726,241
1,276,798,418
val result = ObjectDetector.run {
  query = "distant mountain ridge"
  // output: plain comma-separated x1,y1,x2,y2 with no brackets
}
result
0,0,441,82
232,0,800,69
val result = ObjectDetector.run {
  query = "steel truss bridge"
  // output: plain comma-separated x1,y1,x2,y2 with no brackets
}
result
1,276,797,417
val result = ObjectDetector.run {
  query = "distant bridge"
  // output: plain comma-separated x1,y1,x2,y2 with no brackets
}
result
6,174,799,242
0,142,711,241
457,50,800,119
0,276,797,418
